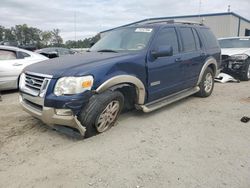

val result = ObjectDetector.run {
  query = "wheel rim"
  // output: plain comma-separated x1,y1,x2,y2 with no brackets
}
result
96,100,120,133
247,65,250,79
204,73,213,93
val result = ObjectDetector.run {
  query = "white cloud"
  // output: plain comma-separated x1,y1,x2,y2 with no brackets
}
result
0,0,249,41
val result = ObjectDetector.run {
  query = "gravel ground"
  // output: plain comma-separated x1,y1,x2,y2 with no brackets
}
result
0,82,250,188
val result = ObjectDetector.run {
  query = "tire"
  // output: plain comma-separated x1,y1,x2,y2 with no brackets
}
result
78,90,124,138
196,67,214,98
240,61,250,81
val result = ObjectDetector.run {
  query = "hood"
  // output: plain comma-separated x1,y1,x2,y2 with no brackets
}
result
221,48,250,56
24,52,138,78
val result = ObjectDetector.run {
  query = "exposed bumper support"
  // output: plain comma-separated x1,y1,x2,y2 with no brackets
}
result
19,93,86,136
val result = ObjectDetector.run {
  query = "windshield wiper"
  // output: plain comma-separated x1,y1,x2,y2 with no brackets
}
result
97,49,118,53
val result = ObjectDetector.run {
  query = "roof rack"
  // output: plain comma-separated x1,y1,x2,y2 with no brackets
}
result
145,19,204,26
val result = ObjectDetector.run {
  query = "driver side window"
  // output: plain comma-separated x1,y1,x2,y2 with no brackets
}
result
153,28,179,55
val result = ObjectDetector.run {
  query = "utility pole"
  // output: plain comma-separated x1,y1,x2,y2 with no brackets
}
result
227,5,231,12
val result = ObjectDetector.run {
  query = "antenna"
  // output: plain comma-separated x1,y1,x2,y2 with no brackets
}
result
198,0,202,21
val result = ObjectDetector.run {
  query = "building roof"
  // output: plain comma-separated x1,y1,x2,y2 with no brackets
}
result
100,12,250,34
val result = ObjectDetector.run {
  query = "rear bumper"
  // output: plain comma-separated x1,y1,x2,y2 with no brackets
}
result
19,93,86,136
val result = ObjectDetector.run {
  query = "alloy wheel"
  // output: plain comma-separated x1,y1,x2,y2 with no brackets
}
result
96,100,120,133
204,73,213,93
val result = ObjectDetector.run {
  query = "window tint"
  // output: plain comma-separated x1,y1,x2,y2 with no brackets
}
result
153,28,179,54
0,50,16,60
58,48,71,55
179,27,196,52
17,51,30,59
201,28,219,48
192,28,201,50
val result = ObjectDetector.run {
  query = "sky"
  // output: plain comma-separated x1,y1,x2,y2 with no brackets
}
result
1,0,249,41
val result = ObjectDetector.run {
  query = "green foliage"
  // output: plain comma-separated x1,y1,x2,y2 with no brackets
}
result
65,34,100,48
0,24,99,49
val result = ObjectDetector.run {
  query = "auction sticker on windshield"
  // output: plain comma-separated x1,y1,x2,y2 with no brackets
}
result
135,28,153,33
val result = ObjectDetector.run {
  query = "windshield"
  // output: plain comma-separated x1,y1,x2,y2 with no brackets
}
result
90,27,154,52
219,38,250,48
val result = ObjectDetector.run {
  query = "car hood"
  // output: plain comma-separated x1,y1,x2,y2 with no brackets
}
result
24,52,138,78
221,48,250,56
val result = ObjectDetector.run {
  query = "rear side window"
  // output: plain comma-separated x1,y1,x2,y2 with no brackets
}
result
153,27,179,54
179,27,196,52
201,28,219,48
0,49,17,60
192,28,201,50
17,51,30,59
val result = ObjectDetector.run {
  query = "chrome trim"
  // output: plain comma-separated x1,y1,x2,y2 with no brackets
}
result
95,75,146,104
150,81,160,86
197,57,218,85
25,71,53,79
39,78,51,97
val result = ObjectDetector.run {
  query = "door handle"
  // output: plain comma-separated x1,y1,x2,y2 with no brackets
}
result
13,63,23,66
175,58,182,62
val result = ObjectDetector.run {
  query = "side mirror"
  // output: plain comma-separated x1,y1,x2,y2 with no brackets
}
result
151,45,173,59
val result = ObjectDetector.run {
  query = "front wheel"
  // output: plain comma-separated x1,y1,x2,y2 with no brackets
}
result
240,61,250,81
78,90,124,138
196,67,214,97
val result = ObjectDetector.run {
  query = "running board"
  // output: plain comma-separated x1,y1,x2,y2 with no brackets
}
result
139,86,200,113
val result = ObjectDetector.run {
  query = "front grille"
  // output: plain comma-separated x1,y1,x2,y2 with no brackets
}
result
20,72,51,97
25,73,45,92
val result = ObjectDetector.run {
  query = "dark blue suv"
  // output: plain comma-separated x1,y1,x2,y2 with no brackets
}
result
19,21,221,138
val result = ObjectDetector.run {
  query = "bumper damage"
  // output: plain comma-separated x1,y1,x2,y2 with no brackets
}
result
19,93,86,137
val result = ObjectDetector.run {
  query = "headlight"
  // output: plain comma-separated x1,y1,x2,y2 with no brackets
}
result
54,75,94,96
230,54,248,61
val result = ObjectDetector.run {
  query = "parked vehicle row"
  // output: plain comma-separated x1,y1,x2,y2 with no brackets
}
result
19,20,221,138
35,47,75,59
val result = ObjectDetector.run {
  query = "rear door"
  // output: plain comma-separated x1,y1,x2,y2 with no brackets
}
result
147,27,185,102
0,49,32,88
178,26,205,88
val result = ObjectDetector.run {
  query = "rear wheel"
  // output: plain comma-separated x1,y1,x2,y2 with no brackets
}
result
78,90,124,138
196,67,214,97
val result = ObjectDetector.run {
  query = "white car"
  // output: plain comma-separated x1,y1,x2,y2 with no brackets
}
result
0,45,48,90
218,37,250,81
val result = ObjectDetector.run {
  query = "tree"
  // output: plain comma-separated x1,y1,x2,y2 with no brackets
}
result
3,28,15,41
51,29,63,46
0,26,5,41
41,31,52,46
0,23,101,49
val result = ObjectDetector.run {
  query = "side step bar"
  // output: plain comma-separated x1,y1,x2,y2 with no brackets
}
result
139,86,200,113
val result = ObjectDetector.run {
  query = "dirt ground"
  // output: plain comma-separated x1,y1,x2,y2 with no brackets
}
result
0,82,250,188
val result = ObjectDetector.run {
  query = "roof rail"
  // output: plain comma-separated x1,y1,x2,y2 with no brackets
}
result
145,19,204,26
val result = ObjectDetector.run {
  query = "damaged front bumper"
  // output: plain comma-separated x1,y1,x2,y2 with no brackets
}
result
19,93,86,136
221,57,246,75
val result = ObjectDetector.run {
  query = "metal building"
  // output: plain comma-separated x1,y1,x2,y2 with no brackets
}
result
100,12,250,38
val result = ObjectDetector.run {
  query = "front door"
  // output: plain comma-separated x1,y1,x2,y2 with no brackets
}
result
147,27,185,102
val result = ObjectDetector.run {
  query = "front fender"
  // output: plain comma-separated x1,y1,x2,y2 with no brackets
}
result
95,75,146,104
